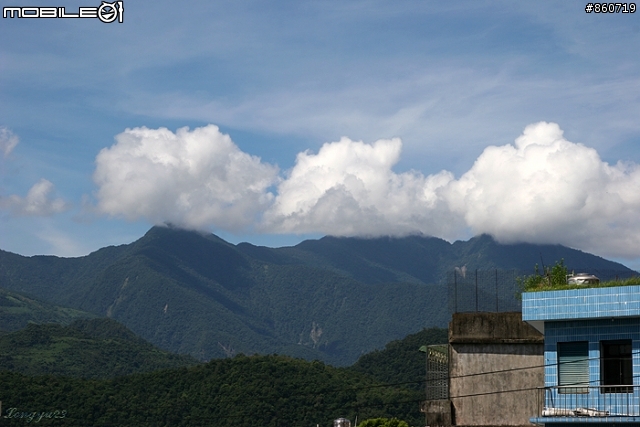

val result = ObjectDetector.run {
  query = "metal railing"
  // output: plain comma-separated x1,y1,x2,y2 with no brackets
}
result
447,268,522,314
426,344,449,400
536,385,640,418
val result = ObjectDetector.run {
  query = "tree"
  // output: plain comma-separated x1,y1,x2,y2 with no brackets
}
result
358,417,409,427
518,259,568,291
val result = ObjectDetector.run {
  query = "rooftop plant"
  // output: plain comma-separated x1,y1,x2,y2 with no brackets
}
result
519,259,640,292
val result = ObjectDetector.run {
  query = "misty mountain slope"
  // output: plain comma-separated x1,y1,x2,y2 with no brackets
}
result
277,235,455,285
245,233,633,285
0,226,635,366
450,234,633,278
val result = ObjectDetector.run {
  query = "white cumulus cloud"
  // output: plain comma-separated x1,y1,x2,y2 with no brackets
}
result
446,121,640,258
0,179,69,216
263,137,458,237
0,127,19,157
93,125,278,231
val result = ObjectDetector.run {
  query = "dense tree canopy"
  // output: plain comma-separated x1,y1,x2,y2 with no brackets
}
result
0,354,424,426
359,418,410,427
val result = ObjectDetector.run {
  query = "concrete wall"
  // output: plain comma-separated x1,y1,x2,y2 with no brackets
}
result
449,312,544,344
422,399,452,427
449,312,544,426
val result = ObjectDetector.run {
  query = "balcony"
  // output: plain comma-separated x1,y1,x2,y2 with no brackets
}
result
532,385,640,424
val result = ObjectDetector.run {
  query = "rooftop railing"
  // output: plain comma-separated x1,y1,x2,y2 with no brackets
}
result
536,385,640,419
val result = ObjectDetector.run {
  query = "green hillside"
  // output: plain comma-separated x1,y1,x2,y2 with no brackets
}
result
0,354,423,427
0,226,634,366
350,327,448,392
0,324,451,426
0,287,95,333
0,318,198,378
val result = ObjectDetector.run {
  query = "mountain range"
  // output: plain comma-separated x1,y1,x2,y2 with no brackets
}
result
0,226,635,366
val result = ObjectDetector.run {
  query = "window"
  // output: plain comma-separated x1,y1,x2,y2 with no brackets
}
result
601,340,632,393
558,341,589,393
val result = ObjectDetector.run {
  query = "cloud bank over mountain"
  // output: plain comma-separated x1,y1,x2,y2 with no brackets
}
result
446,122,640,258
93,125,278,232
263,136,458,237
90,122,640,259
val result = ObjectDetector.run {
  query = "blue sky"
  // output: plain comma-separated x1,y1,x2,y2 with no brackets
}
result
2,1,640,270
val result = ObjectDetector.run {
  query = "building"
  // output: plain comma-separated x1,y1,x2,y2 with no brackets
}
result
522,284,640,426
423,311,544,426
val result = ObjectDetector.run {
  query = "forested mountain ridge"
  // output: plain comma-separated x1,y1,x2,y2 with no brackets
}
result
0,287,95,333
0,318,198,378
0,225,634,366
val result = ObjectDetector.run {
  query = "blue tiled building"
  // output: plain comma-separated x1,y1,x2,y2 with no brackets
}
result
522,285,640,426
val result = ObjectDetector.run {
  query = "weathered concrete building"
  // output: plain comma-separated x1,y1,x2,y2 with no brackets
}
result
423,312,544,427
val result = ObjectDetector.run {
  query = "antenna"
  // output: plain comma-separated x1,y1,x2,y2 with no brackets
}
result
540,253,552,285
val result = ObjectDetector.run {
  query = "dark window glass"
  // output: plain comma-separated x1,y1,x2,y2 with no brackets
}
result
601,340,633,393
